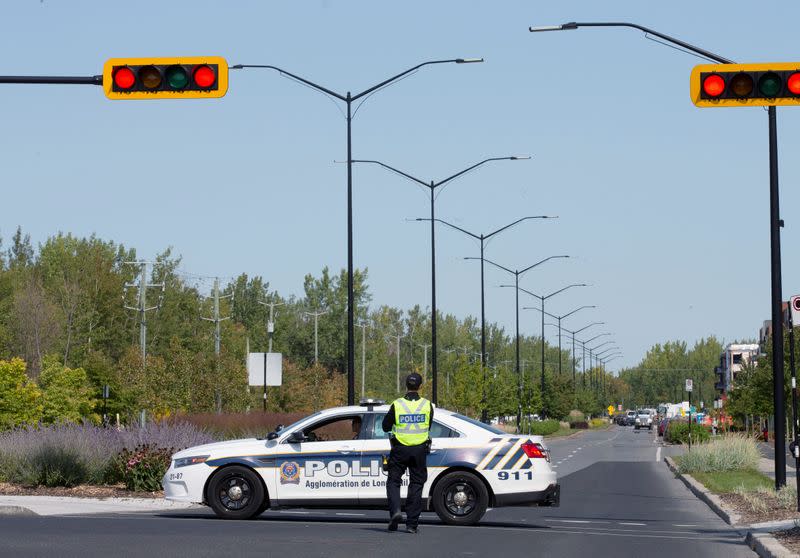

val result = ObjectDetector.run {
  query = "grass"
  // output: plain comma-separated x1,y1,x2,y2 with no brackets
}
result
689,469,773,493
545,427,575,438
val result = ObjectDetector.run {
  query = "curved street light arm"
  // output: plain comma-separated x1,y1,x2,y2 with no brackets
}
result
473,257,515,276
351,159,429,187
351,59,479,101
229,64,346,100
595,347,621,357
521,306,557,320
544,283,587,300
584,332,612,344
589,341,615,352
528,22,733,64
572,321,605,335
515,285,542,301
485,216,554,240
519,255,569,276
560,305,596,321
435,156,527,188
422,218,480,240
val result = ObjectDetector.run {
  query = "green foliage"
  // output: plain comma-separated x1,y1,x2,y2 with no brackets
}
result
666,421,710,444
0,358,42,429
529,419,560,436
589,418,607,429
26,445,89,488
691,469,772,494
677,434,760,473
39,356,96,424
114,445,174,492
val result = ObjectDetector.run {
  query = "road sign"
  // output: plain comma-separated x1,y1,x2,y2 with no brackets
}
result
607,405,614,416
685,379,693,392
103,56,228,100
691,63,800,108
791,295,800,327
680,408,686,417
617,404,622,411
247,352,282,386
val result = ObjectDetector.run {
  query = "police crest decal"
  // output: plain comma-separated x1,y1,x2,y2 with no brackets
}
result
280,461,300,484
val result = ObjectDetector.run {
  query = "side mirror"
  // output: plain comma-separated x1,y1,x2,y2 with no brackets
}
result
266,431,279,440
287,431,306,444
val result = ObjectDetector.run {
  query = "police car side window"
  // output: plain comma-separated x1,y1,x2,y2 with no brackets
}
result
371,413,456,439
302,414,365,442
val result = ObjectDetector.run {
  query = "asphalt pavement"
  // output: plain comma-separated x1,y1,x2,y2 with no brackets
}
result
0,426,756,558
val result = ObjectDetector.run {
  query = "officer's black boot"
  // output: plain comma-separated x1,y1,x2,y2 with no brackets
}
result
388,511,402,532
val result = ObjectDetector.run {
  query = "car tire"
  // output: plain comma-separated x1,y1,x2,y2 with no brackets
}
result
206,465,266,520
431,471,489,526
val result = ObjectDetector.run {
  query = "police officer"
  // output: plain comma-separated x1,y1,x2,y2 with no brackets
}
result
382,372,432,534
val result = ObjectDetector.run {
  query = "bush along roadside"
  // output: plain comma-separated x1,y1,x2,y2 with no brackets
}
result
0,421,213,491
666,421,710,445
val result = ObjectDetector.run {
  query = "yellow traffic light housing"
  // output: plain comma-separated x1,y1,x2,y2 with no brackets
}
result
690,62,800,107
103,57,228,100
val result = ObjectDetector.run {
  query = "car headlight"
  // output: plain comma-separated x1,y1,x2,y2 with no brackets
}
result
635,418,640,423
173,455,210,468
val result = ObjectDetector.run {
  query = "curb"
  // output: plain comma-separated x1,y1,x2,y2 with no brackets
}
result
663,456,742,526
0,505,38,516
746,531,799,558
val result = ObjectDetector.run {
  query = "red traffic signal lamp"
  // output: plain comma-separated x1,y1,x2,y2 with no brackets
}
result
103,57,228,100
691,63,800,107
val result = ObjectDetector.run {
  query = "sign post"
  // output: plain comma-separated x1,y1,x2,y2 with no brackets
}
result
247,353,283,412
686,379,693,451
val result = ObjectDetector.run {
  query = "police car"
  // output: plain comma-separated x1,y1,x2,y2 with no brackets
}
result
163,401,560,525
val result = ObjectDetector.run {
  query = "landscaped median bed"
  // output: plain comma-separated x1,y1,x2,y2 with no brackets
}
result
672,433,800,555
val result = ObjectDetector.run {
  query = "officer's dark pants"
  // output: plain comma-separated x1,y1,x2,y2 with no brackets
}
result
386,442,428,528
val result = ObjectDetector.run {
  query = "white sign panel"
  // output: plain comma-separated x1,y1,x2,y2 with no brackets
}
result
685,378,693,392
791,295,800,327
248,352,283,386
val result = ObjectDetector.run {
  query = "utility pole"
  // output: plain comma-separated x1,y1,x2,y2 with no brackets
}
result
123,261,164,364
201,278,233,356
417,343,432,378
387,332,406,393
304,309,329,365
358,320,370,399
258,300,285,354
201,278,233,413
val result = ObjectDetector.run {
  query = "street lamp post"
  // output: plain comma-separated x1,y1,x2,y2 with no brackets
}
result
523,306,596,376
563,322,604,385
478,256,569,428
232,58,483,407
425,216,555,422
353,157,528,404
530,19,788,488
512,284,588,417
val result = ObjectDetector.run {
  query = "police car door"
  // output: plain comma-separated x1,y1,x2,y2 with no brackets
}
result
358,412,459,505
275,413,366,506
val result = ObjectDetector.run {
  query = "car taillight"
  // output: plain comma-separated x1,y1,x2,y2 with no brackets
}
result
521,442,547,459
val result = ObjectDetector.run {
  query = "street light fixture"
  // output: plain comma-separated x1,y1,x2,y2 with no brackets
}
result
424,215,556,421
352,156,528,404
231,58,483,406
522,305,596,377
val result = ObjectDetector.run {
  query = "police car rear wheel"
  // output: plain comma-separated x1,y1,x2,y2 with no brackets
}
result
431,471,488,526
206,465,265,520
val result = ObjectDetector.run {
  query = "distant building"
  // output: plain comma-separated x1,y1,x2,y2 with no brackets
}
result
715,343,760,393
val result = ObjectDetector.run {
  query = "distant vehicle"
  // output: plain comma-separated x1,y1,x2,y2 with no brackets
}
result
635,410,653,430
624,410,637,426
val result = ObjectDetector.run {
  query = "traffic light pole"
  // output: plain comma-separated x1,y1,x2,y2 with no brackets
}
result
529,19,787,489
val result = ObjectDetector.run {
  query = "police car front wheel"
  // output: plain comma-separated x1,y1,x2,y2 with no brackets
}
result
206,465,266,520
431,471,489,526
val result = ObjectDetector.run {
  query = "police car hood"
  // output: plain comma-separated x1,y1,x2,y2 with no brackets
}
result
173,438,263,459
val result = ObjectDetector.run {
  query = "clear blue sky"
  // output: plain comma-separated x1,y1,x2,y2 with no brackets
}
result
1,1,799,372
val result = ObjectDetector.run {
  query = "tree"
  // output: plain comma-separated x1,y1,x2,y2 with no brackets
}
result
0,358,43,429
38,355,96,423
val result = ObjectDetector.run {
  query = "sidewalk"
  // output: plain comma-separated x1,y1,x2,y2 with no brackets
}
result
0,495,200,516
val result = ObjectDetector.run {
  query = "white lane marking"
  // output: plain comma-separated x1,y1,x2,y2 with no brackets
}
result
673,524,698,527
656,446,662,462
618,522,647,526
279,511,311,515
545,519,593,524
335,513,365,516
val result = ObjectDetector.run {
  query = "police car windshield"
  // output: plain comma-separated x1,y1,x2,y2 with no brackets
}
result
280,411,323,435
452,413,507,435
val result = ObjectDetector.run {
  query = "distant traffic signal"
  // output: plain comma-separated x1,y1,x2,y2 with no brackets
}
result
691,63,800,107
103,57,228,100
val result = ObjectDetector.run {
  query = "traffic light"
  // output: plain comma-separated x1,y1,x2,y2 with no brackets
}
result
103,57,228,100
691,62,800,107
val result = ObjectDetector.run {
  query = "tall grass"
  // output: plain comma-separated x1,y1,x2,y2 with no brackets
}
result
175,412,307,439
677,434,761,474
0,421,214,487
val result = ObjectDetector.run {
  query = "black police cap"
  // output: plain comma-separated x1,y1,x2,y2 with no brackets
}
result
405,373,423,390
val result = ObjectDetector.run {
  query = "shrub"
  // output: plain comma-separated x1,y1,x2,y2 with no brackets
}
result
666,421,710,445
590,418,607,429
677,434,760,473
0,421,214,489
114,445,174,492
567,410,585,422
530,419,560,436
570,421,589,430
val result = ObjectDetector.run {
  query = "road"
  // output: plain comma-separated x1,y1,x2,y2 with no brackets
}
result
0,426,755,558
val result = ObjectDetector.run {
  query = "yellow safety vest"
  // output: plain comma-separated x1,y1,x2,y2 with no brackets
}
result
392,397,431,446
